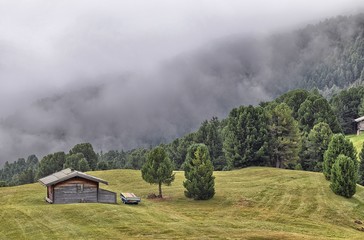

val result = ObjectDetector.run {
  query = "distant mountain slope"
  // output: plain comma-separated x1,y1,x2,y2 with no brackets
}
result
1,168,364,239
1,14,364,163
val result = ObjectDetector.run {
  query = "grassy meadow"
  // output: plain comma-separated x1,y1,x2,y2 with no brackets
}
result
1,168,364,239
348,134,364,155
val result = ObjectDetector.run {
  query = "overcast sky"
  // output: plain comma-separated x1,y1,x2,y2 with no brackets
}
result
0,0,364,162
0,0,363,116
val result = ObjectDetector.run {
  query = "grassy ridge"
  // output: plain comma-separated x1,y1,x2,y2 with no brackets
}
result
348,134,364,155
1,168,364,239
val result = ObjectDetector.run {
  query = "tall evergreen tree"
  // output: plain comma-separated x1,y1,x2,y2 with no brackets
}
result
195,117,225,170
141,147,175,198
268,103,301,168
330,155,357,198
297,94,341,133
224,105,269,169
183,144,215,200
275,89,310,119
323,134,357,180
300,122,333,171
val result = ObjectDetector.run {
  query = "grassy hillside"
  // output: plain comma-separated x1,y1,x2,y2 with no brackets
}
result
348,134,364,155
1,168,364,239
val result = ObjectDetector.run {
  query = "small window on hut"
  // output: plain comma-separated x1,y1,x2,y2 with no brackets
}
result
76,184,84,193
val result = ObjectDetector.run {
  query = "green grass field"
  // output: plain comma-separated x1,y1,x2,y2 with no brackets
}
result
1,168,364,239
348,134,364,155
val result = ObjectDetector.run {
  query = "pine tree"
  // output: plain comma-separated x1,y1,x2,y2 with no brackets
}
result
141,147,175,198
268,103,301,168
194,117,225,170
330,154,357,198
323,134,357,180
223,106,269,169
183,144,215,200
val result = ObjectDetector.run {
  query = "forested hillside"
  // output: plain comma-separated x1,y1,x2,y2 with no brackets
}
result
1,14,364,186
3,86,364,187
2,14,364,164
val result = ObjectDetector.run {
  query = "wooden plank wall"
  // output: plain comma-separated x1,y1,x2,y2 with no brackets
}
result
98,188,117,204
53,177,98,204
359,121,364,131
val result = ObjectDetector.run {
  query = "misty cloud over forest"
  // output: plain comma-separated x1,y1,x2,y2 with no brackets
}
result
1,1,364,164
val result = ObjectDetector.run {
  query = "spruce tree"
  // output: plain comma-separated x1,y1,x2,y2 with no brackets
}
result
358,142,364,185
224,105,269,169
300,122,333,171
323,134,357,180
141,147,175,198
195,117,225,170
330,155,357,198
183,144,215,200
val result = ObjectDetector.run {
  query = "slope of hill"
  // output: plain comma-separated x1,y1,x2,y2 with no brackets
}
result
348,134,364,154
1,168,364,239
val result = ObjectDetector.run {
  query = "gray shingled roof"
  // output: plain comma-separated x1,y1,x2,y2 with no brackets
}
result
355,116,364,122
38,168,108,186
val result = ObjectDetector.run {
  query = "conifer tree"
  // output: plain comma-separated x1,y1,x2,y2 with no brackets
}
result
330,154,357,198
358,142,364,185
195,117,225,170
300,122,333,171
323,134,357,180
268,103,300,168
183,144,215,200
297,94,341,133
141,147,175,198
224,105,269,169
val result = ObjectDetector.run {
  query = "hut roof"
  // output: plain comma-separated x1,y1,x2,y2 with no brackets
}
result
354,116,364,122
38,168,108,186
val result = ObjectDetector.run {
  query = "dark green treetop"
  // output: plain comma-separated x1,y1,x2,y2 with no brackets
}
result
183,144,215,200
141,146,175,198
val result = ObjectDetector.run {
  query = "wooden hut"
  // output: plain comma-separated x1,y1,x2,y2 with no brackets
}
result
38,168,117,204
354,116,364,135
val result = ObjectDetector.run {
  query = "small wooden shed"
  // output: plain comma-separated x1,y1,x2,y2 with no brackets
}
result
38,168,117,204
354,116,364,135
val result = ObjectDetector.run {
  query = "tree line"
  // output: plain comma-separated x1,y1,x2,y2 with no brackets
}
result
1,87,364,191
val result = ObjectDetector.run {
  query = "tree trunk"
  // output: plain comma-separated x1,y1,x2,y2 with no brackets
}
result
276,156,280,168
158,182,162,198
